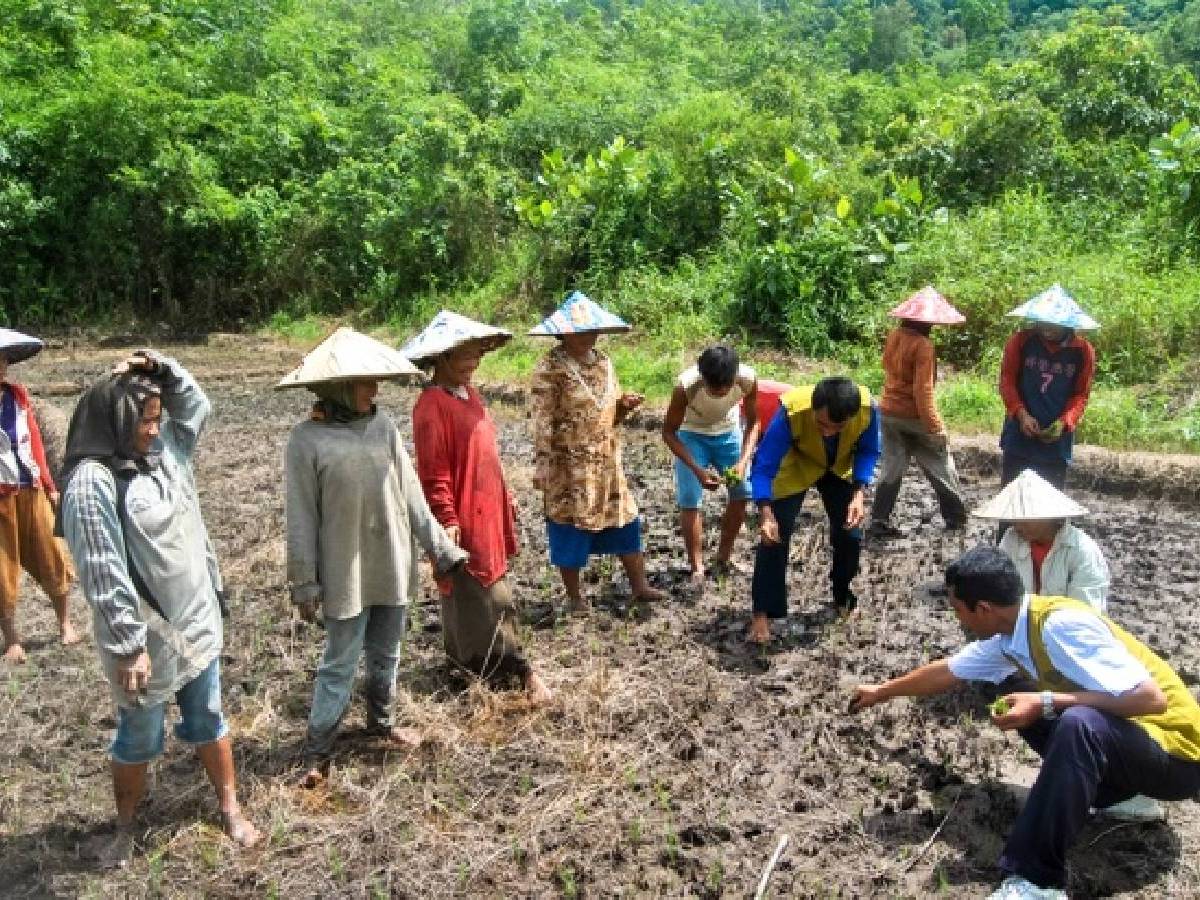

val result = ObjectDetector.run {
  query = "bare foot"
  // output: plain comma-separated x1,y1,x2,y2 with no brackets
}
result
299,766,325,789
687,572,707,597
60,621,82,646
566,594,591,616
374,725,422,749
525,671,553,706
746,615,771,645
2,642,27,664
632,585,668,602
220,809,263,848
85,824,136,869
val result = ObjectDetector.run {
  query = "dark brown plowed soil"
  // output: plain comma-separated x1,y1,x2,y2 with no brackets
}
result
2,337,1198,899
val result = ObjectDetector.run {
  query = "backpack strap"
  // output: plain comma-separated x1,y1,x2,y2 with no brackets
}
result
112,469,171,623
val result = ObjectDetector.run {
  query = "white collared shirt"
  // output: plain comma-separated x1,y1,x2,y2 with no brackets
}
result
948,594,1150,694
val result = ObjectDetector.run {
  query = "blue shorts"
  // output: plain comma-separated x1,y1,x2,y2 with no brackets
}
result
673,428,750,509
110,657,228,764
546,517,643,569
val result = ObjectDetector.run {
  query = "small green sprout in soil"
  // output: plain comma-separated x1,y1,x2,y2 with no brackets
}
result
989,698,1011,717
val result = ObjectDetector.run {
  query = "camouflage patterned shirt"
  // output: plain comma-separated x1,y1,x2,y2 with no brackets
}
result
530,346,638,531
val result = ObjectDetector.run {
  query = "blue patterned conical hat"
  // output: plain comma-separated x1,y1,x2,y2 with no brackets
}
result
0,328,44,364
399,310,512,366
1006,284,1099,330
528,291,631,336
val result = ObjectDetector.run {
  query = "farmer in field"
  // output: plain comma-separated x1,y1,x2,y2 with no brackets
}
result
0,328,79,662
661,344,759,590
999,285,1098,491
850,545,1200,900
529,291,667,614
59,350,260,866
748,376,881,642
866,287,968,540
280,328,466,786
976,470,1110,612
402,311,552,705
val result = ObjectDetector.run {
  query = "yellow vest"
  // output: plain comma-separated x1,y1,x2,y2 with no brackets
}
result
771,385,873,498
1024,596,1200,762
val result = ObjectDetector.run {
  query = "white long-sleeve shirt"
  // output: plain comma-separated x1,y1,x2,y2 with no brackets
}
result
999,523,1111,612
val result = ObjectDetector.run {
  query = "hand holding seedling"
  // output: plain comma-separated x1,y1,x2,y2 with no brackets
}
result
722,465,742,488
848,684,885,713
696,467,722,490
988,693,1043,730
1039,419,1065,443
758,506,781,545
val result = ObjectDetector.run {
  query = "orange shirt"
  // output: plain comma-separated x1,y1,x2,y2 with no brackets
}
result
880,326,943,434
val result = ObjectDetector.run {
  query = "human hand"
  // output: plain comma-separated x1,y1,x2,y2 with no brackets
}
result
115,650,152,701
848,684,886,714
113,350,162,378
445,525,462,546
618,393,644,412
845,490,866,529
990,692,1043,730
1017,410,1040,438
697,467,721,491
1039,419,1065,443
759,508,780,545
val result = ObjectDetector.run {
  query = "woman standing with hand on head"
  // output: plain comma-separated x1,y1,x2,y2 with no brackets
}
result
280,328,466,787
60,350,259,867
529,292,667,614
402,311,551,705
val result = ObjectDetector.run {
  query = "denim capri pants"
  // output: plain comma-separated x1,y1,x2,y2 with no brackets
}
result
110,657,228,764
673,428,750,509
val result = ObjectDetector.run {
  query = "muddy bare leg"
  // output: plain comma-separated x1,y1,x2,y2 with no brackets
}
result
0,614,25,663
51,591,81,645
715,499,747,566
558,566,588,612
195,737,261,847
680,508,705,574
619,553,667,601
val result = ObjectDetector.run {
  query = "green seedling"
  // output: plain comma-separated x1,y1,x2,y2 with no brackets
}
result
989,698,1011,717
722,466,741,487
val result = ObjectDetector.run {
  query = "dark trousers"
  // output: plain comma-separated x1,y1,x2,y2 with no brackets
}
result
1000,451,1068,489
751,474,862,618
1001,706,1200,889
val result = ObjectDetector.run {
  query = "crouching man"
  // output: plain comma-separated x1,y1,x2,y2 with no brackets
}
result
850,545,1200,900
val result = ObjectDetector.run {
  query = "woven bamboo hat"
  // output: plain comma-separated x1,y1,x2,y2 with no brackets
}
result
275,327,421,390
399,310,512,367
888,286,966,325
0,328,44,364
528,291,631,336
972,470,1089,521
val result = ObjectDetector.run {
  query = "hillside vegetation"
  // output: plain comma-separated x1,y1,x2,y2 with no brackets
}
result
3,0,1200,448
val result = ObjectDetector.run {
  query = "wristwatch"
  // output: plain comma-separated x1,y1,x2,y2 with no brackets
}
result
1041,690,1058,720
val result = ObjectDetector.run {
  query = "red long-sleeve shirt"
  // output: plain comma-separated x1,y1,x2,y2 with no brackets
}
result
411,385,518,595
999,330,1095,431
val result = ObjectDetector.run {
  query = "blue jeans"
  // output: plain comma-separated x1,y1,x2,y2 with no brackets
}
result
110,657,228,764
1001,706,1200,889
673,428,750,508
305,605,408,760
751,474,862,617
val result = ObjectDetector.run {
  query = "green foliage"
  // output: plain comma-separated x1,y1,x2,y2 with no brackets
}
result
2,0,1200,451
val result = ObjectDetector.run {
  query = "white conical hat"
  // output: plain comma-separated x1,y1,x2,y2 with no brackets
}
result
399,310,512,366
275,327,421,390
0,327,44,364
972,470,1089,521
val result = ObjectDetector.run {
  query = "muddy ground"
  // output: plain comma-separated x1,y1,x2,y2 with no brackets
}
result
2,336,1199,899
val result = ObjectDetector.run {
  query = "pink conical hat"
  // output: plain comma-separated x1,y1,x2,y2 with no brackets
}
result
888,286,966,325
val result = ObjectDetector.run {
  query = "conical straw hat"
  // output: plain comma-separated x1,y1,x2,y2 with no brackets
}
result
399,310,512,366
1006,284,1100,331
972,470,1089,521
275,327,421,390
528,291,631,336
0,327,44,365
888,286,966,325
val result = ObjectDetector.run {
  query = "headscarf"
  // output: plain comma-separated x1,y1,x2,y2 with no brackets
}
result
309,381,374,423
59,375,163,495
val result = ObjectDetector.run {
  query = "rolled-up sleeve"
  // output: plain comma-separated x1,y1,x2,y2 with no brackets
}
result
947,636,1018,684
61,463,146,657
852,403,882,486
751,405,792,503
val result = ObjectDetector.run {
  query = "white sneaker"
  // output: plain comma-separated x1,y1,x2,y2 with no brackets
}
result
1098,794,1166,822
987,876,1067,900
